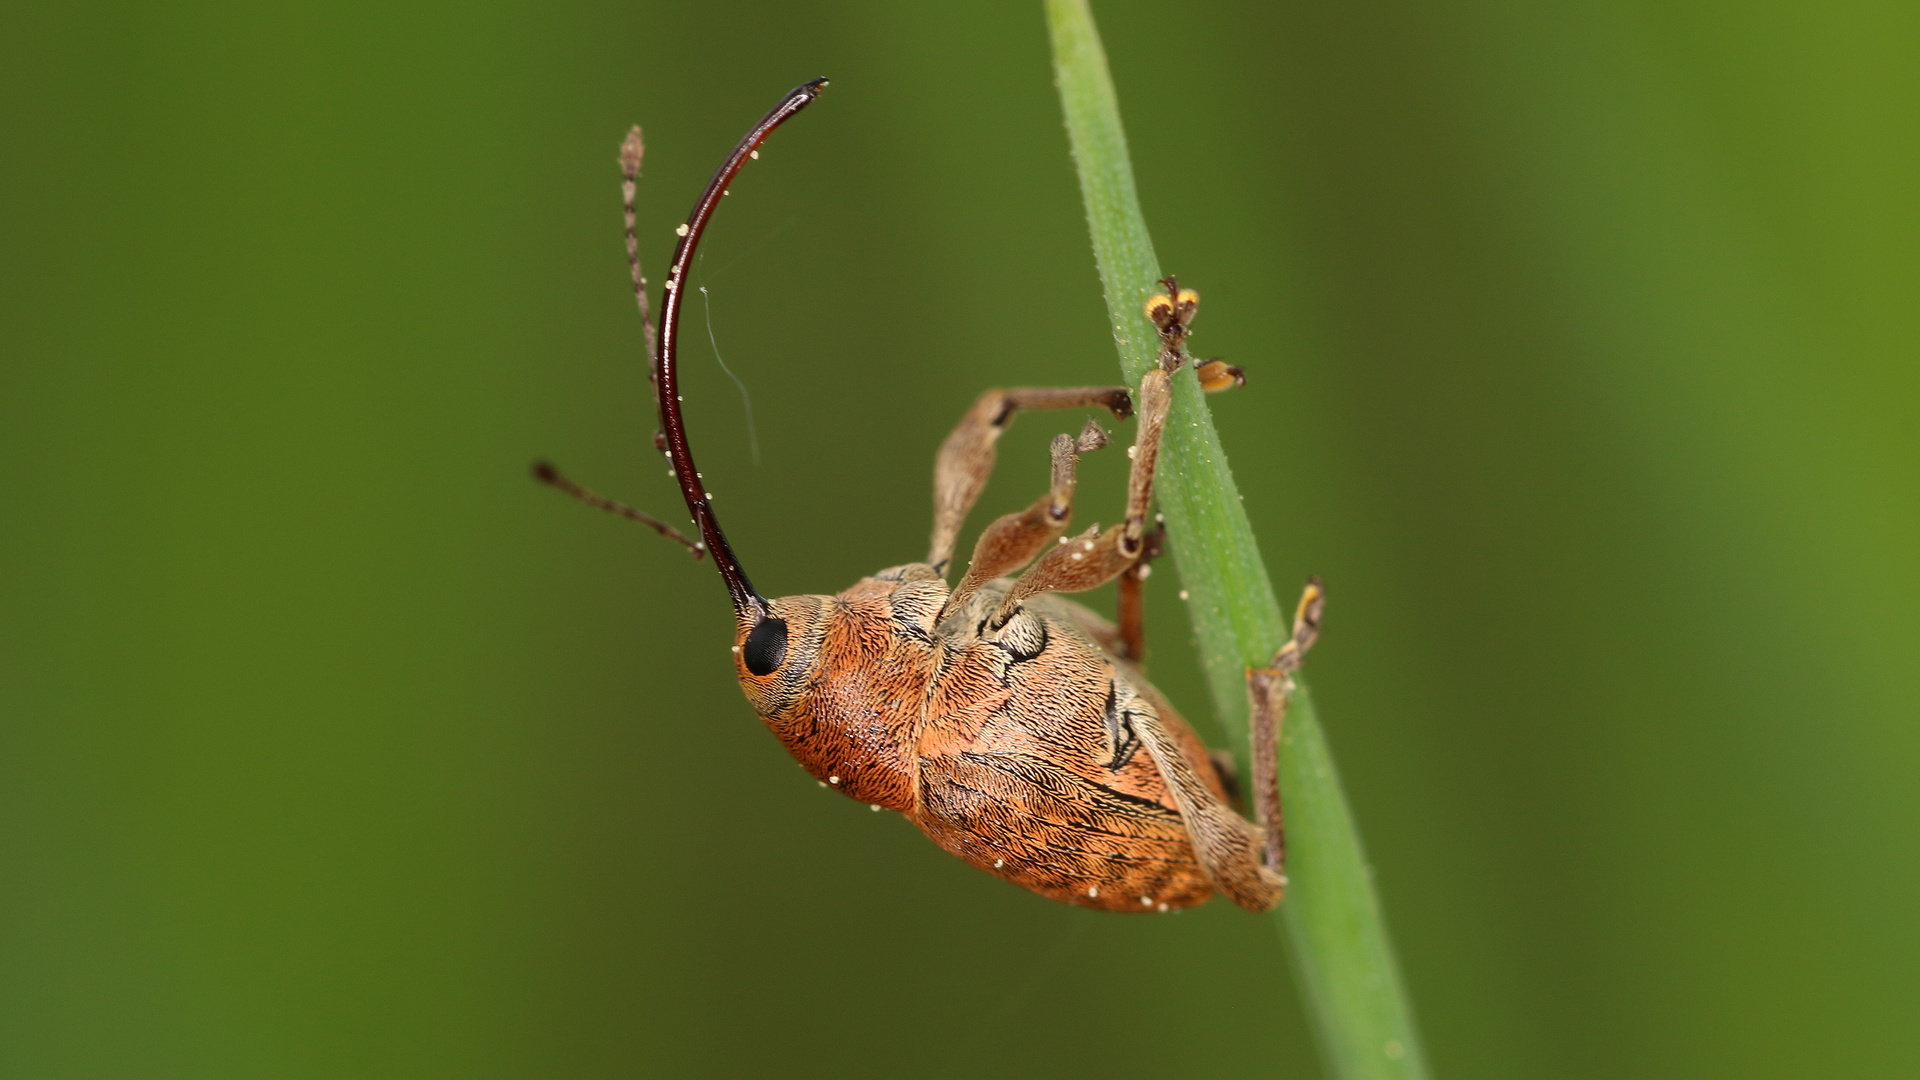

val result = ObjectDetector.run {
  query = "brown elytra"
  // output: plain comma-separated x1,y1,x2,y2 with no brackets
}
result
741,573,1279,912
537,80,1324,914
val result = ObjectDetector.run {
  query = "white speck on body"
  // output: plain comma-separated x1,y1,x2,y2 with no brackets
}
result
1155,512,1164,523
1088,886,1099,898
731,645,741,653
664,279,677,291
750,150,759,160
870,804,881,812
1157,902,1170,912
993,859,1004,869
1126,446,1137,459
675,224,689,236
1071,553,1082,561
1083,540,1095,550
1179,590,1190,601
828,775,840,785
1057,536,1068,545
1140,896,1152,906
704,492,713,500
817,781,826,788
1137,564,1152,580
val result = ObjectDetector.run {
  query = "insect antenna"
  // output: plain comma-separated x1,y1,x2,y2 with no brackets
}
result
531,460,705,557
618,126,660,416
654,78,828,619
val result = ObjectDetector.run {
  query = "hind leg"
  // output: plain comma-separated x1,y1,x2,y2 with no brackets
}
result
1245,579,1326,873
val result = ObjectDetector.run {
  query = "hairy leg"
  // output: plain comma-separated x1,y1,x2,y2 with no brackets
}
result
927,386,1131,572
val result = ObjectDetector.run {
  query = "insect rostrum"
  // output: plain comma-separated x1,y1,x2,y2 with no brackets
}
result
539,79,1325,913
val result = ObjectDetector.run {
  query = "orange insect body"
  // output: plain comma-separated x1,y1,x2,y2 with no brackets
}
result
741,574,1235,911
541,81,1323,915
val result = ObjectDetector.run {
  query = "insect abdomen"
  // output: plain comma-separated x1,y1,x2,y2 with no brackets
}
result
915,751,1213,912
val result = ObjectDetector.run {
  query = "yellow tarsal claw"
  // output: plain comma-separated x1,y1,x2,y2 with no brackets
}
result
1144,293,1175,327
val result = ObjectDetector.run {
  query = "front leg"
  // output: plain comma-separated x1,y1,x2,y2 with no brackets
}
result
927,386,1132,573
1245,578,1326,874
938,421,1110,623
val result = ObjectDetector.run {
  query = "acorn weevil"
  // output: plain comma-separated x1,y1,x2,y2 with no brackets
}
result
537,79,1324,913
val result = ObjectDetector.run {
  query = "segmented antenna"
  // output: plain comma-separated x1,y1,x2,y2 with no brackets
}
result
618,128,659,402
532,461,704,557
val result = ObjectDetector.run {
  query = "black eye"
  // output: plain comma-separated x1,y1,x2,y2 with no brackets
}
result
741,617,788,676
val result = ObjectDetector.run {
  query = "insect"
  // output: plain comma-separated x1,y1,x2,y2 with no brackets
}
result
538,79,1325,913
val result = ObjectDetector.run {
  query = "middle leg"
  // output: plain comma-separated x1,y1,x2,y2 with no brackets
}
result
1114,519,1166,662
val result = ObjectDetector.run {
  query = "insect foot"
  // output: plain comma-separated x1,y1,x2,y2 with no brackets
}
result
1194,358,1246,393
1144,277,1245,393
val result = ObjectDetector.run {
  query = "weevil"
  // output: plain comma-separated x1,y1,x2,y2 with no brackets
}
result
537,80,1325,913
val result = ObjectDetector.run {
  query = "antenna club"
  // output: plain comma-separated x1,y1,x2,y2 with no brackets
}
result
619,126,644,180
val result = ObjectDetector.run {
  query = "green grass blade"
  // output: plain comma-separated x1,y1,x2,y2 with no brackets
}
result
1045,3,1430,1076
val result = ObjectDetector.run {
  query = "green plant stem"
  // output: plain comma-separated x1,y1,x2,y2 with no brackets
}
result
1045,3,1430,1077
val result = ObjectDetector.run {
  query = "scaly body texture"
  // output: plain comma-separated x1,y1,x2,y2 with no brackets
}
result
742,570,1230,911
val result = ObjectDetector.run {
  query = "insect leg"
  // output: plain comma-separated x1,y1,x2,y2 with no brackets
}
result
1124,684,1285,912
928,386,1132,572
1245,578,1326,873
989,368,1174,621
1114,520,1166,662
1002,279,1220,638
938,421,1108,623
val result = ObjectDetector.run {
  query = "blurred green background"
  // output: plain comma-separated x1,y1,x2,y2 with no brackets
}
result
4,0,1915,1077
